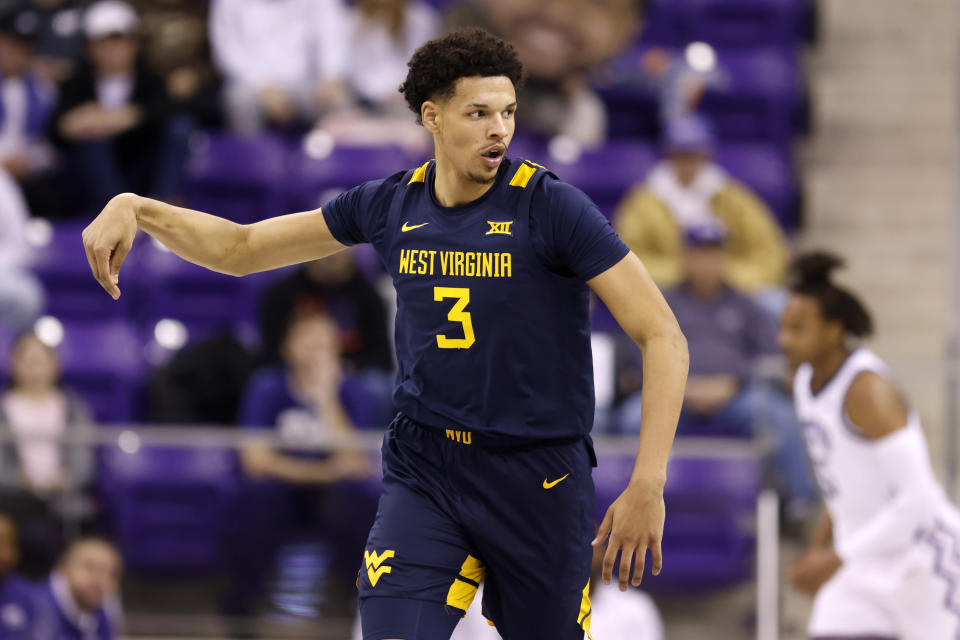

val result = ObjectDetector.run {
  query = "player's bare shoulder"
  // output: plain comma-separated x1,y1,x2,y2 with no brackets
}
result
843,369,908,440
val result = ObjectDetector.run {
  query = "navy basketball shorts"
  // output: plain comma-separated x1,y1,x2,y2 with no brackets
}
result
357,414,597,640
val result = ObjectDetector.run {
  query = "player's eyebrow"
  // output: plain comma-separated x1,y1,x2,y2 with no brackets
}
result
467,102,518,109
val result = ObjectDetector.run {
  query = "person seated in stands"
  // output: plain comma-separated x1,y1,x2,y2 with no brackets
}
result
445,0,641,147
618,225,817,517
50,0,185,215
315,0,437,149
0,332,96,576
614,115,789,303
0,7,61,217
127,0,222,128
259,251,392,373
17,0,89,86
37,537,122,640
222,311,376,618
0,170,44,331
209,0,349,134
0,512,50,638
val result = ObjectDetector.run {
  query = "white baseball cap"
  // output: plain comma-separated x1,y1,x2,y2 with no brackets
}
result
84,0,139,39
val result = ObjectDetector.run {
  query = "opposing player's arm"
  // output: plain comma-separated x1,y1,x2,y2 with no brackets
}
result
588,251,689,589
838,371,939,561
844,370,908,439
82,193,347,299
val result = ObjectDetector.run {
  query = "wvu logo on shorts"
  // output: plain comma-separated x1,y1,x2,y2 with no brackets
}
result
445,429,472,445
364,549,395,587
485,221,514,237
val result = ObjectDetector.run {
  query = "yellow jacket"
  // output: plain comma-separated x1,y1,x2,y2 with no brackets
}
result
614,180,788,292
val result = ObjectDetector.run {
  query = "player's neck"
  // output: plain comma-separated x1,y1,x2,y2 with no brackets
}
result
432,155,496,207
809,347,853,393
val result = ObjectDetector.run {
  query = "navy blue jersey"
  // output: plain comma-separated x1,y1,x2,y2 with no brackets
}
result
322,157,629,440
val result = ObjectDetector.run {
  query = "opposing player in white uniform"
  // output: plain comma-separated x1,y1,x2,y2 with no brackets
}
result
780,252,960,640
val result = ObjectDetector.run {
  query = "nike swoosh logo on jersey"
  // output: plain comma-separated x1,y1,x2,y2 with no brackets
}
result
401,221,430,232
543,474,570,489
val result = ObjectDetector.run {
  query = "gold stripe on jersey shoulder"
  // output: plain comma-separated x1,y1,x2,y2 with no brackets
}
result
508,161,537,188
408,161,431,184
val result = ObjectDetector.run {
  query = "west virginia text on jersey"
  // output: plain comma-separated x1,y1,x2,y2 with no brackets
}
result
397,249,512,278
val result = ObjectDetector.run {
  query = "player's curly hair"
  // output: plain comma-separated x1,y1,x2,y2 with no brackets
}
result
400,28,524,124
789,251,874,338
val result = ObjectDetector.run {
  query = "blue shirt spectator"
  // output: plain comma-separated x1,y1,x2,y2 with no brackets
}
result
0,512,47,640
34,537,121,640
620,224,818,514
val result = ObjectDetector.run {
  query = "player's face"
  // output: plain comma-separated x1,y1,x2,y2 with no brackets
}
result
778,294,841,370
434,76,516,185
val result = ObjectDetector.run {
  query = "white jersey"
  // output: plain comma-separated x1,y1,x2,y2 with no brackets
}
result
794,348,960,640
794,348,950,552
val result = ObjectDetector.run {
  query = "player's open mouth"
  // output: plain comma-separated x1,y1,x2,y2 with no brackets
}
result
481,147,505,168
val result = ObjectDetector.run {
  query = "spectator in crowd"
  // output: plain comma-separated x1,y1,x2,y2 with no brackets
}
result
18,0,88,86
316,0,437,148
0,512,50,639
637,46,725,127
446,0,642,147
619,225,817,514
259,250,392,373
51,0,184,215
0,7,61,217
37,537,121,640
128,0,222,127
0,171,44,331
0,331,96,575
222,312,376,618
614,115,789,295
209,0,349,135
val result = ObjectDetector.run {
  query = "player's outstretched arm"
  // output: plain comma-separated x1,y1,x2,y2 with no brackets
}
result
587,251,689,591
82,193,347,299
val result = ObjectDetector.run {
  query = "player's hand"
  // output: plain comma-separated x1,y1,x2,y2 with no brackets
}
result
592,478,665,590
82,192,139,300
789,548,842,596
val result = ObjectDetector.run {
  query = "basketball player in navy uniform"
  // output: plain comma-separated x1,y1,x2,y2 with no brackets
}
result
81,29,689,640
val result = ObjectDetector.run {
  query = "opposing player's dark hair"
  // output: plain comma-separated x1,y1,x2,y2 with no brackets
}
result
400,28,524,123
789,251,874,339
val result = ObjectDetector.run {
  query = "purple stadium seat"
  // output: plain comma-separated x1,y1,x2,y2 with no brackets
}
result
185,133,292,223
99,445,237,575
289,144,429,212
26,222,131,320
648,0,804,48
55,319,144,423
132,236,250,335
598,46,805,143
593,447,763,591
714,143,799,229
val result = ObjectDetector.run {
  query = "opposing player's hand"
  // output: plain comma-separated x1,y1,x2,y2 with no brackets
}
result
789,548,842,596
592,479,665,590
82,193,139,300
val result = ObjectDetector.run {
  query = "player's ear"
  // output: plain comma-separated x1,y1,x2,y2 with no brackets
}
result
422,101,440,134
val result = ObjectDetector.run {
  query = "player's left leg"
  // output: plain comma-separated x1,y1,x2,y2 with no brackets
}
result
457,438,597,640
895,519,960,640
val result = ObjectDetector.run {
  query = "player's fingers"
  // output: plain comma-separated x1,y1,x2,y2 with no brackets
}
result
592,507,614,546
631,539,647,587
109,236,132,283
651,535,663,577
618,542,636,591
94,247,120,299
82,233,100,286
601,538,619,586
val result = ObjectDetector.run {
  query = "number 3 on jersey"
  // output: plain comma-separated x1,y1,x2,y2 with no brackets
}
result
434,287,475,349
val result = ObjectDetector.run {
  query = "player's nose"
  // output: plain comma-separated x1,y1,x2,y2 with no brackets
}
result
488,113,508,139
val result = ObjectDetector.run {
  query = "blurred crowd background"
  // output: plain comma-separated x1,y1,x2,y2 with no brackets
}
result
0,0,951,639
